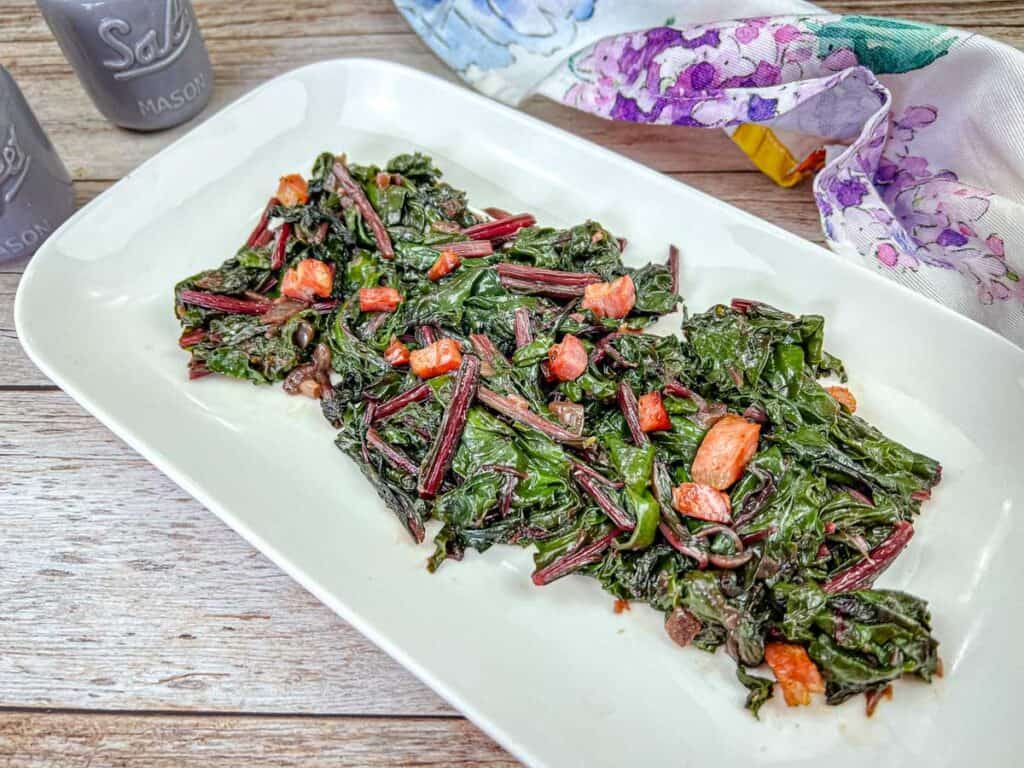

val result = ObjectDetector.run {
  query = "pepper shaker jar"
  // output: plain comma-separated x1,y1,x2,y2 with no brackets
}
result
37,0,214,132
0,67,74,264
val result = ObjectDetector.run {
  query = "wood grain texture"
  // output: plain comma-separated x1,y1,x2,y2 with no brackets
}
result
0,275,40,385
2,0,1019,42
1,0,1021,763
1,0,414,43
826,0,1024,27
223,0,1021,33
0,712,516,767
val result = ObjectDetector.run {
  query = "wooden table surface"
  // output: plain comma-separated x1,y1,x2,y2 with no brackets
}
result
2,2,1020,765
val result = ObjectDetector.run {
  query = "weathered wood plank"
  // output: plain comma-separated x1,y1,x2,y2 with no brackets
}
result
0,712,517,767
2,0,417,43
0,274,47,386
0,390,451,715
2,0,1019,43
827,0,1024,27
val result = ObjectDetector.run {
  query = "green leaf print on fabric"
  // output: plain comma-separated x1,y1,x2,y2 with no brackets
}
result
808,15,957,74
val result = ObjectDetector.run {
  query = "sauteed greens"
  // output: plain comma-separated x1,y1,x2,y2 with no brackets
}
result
174,152,941,717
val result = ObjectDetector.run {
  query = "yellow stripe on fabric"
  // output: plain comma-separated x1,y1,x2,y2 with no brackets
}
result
730,124,805,188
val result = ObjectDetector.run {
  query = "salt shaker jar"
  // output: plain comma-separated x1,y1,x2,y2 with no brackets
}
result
36,0,214,132
0,67,74,263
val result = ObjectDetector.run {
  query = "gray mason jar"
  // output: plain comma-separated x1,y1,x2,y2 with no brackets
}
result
0,67,74,263
37,0,214,132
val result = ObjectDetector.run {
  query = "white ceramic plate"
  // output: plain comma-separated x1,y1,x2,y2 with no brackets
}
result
16,59,1024,767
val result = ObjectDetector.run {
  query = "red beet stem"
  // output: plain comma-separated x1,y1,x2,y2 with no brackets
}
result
311,221,330,245
663,380,728,429
469,333,508,375
743,403,769,424
739,527,772,546
179,290,271,315
572,461,624,489
617,381,649,446
663,380,694,399
730,298,760,313
366,427,420,475
483,207,512,220
463,213,535,241
668,244,680,296
257,274,279,294
496,263,602,299
823,521,914,593
480,464,526,519
418,355,481,499
732,467,777,529
480,464,527,479
865,684,894,717
255,298,305,328
694,523,745,551
589,335,610,366
658,523,709,569
417,326,438,346
178,328,206,348
187,362,212,380
843,485,875,507
313,300,338,314
572,469,635,530
513,307,533,349
477,386,593,448
531,528,622,586
271,222,291,270
496,263,601,286
245,197,280,247
332,161,395,260
434,240,494,258
499,277,590,300
539,360,555,383
591,332,635,368
708,551,754,569
499,473,520,518
374,382,432,422
360,401,376,465
363,310,390,340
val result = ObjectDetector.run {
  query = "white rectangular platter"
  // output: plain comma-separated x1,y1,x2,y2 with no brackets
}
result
16,59,1024,767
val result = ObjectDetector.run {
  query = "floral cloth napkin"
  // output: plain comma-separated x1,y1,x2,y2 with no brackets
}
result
395,1,1024,346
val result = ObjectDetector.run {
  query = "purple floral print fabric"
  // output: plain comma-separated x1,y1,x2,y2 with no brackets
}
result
396,2,1024,345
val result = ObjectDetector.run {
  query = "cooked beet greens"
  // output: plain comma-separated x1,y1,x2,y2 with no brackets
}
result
173,151,942,717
